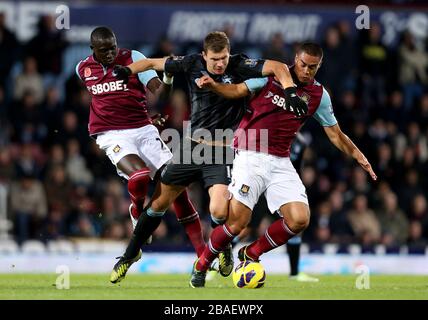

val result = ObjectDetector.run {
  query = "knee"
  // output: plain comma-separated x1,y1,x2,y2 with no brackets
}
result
227,219,248,235
209,203,228,221
150,197,169,212
226,211,250,235
285,208,310,234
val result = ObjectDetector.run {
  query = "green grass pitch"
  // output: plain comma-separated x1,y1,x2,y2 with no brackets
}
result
0,274,427,300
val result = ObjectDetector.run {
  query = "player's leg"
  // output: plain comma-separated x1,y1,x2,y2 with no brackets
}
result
110,181,185,284
190,151,263,287
95,129,156,235
286,234,302,277
123,182,185,260
207,183,235,276
208,183,230,227
241,156,310,261
287,233,319,282
138,127,206,257
243,201,309,261
190,197,252,287
202,161,234,276
117,154,151,228
172,189,205,257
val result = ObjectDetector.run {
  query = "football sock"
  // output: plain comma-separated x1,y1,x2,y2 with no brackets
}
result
123,207,165,260
246,219,296,261
128,168,151,219
287,242,300,276
197,224,237,272
173,190,205,257
210,215,226,228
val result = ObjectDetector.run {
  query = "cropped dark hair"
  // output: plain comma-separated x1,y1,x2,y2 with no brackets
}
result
297,42,323,59
203,31,230,53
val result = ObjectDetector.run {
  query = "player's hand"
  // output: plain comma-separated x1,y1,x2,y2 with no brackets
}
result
284,87,308,117
113,65,132,83
196,75,215,89
150,113,169,127
357,154,377,181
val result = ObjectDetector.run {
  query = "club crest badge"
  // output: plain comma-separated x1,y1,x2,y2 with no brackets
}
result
239,184,250,196
113,145,121,153
244,59,257,67
299,92,310,105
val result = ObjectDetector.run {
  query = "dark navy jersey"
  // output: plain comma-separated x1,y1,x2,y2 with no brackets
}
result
164,53,264,139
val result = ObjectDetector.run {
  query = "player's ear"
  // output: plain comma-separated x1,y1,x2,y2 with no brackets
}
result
202,51,207,61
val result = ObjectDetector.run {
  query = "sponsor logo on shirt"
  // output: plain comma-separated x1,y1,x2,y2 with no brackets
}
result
264,91,274,99
271,92,309,112
88,80,128,95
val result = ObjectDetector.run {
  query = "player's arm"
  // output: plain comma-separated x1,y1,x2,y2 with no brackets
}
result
113,57,168,83
197,76,267,99
125,51,173,102
324,124,377,181
262,60,308,117
261,60,294,89
196,75,250,99
128,57,167,74
314,88,377,181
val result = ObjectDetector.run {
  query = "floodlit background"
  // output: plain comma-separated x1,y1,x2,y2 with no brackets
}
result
0,0,427,275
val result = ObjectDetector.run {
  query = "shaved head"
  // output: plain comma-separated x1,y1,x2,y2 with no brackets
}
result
90,26,118,66
90,26,116,46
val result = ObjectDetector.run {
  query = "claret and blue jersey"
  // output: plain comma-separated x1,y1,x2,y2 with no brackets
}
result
234,75,337,158
76,49,158,135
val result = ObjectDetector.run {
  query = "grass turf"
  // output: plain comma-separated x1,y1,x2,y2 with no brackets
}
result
0,274,427,300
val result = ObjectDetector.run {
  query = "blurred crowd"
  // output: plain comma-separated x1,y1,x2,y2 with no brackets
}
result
0,12,428,251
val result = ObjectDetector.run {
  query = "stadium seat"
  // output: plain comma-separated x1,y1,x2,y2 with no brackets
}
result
348,244,362,255
21,240,46,254
323,244,338,255
74,240,103,254
46,240,75,254
375,244,386,255
99,240,127,254
300,243,309,254
0,240,19,254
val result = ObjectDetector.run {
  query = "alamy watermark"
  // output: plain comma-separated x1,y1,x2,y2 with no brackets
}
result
160,121,270,165
56,265,70,289
355,5,370,30
355,264,370,290
55,5,70,30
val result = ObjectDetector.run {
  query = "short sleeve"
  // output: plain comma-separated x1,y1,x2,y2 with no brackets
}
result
313,88,338,127
233,54,265,79
75,61,82,80
244,77,268,93
164,54,196,74
131,50,158,86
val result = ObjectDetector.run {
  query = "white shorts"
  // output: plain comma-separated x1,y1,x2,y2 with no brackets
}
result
228,150,309,214
95,125,172,180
